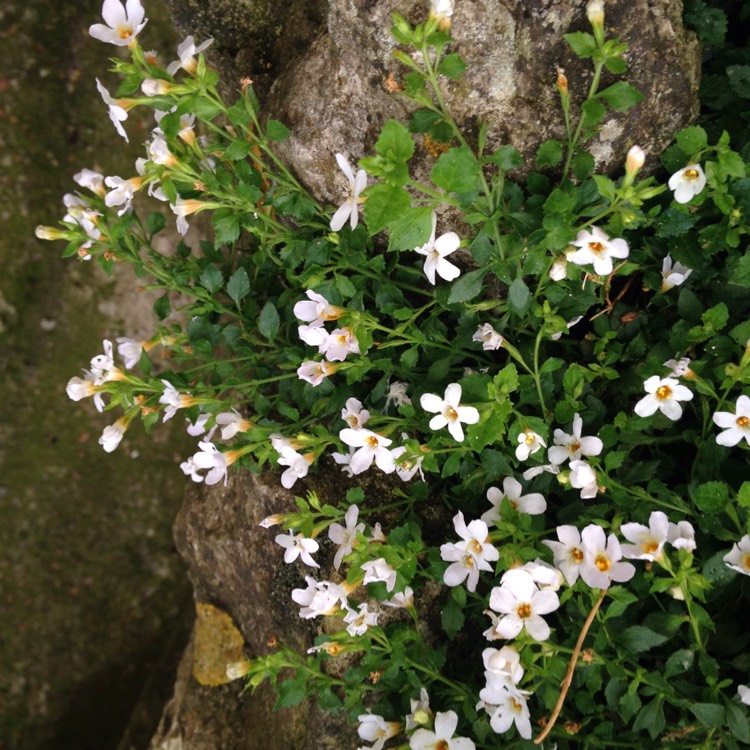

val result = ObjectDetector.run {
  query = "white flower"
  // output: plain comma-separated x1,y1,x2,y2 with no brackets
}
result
414,212,461,285
189,441,231,486
620,511,670,561
420,383,479,442
405,688,433,731
293,290,344,327
482,478,546,524
104,175,142,215
297,360,336,386
331,448,356,477
319,327,360,361
115,336,144,369
344,602,379,636
331,153,367,231
634,375,693,421
298,324,329,347
277,447,314,489
74,168,106,196
482,685,532,740
328,505,365,569
186,413,214,438
663,357,693,378
215,411,252,440
661,255,693,291
89,339,125,384
410,710,475,750
543,525,586,586
391,445,425,482
569,459,599,499
89,0,148,46
291,576,347,618
159,379,196,421
518,559,564,591
95,79,132,142
724,535,750,576
488,568,560,641
667,520,696,552
569,226,629,276
579,524,635,590
357,713,402,750
66,375,105,412
99,418,128,452
548,413,603,466
668,164,706,204
361,558,398,592
275,531,320,568
383,587,415,609
515,429,546,461
713,395,750,447
625,145,646,175
472,323,504,350
440,512,499,592
482,646,524,686
385,381,411,411
549,257,568,281
147,135,178,167
738,685,750,706
341,398,370,429
339,428,395,474
167,35,213,76
430,0,454,17
550,314,583,341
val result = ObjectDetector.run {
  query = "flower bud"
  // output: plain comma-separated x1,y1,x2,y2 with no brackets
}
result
141,78,177,96
412,709,432,727
586,0,604,27
226,660,252,680
35,225,70,241
625,145,645,176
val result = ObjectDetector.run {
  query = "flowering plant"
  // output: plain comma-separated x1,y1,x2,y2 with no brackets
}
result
38,0,750,747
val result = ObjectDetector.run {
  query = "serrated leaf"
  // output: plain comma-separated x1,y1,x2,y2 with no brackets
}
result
147,212,166,236
691,481,729,513
564,31,597,57
362,184,412,236
633,697,665,740
213,209,241,245
536,139,563,169
388,205,434,251
153,293,171,320
266,118,291,141
508,277,530,315
572,150,595,180
438,53,467,79
275,678,306,709
689,703,725,728
227,267,250,306
258,301,280,341
726,699,750,743
409,109,443,134
581,98,607,129
447,268,485,304
222,139,254,161
375,119,414,163
676,126,708,156
488,145,524,170
431,146,481,194
618,625,669,653
200,264,223,293
596,81,644,111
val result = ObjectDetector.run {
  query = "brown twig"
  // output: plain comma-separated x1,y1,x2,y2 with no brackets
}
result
534,589,608,745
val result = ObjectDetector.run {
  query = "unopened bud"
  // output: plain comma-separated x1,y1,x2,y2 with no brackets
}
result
413,709,431,727
35,225,70,241
141,78,176,96
226,660,252,680
625,145,645,176
556,67,568,95
586,0,604,27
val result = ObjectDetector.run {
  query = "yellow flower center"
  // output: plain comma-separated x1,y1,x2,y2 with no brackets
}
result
571,547,584,563
570,440,581,453
469,540,483,555
737,415,749,429
511,698,524,714
525,433,535,445
463,556,475,569
436,742,450,750
445,406,459,421
656,385,672,400
642,540,659,555
684,168,700,182
117,25,134,39
588,241,606,255
595,554,611,572
743,554,750,570
517,603,532,619
366,436,380,449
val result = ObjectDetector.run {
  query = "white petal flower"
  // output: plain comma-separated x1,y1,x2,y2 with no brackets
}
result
440,511,499,592
383,587,415,609
569,459,598,499
661,254,693,291
331,153,367,231
297,360,337,386
385,381,411,411
548,413,603,466
410,710,475,750
293,290,344,327
430,0,454,18
420,383,479,442
414,212,461,285
515,429,546,461
620,511,670,561
167,35,213,76
543,525,586,586
291,576,348,618
472,323,504,350
482,646,524,686
319,327,360,361
569,225,630,276
579,524,635,590
328,504,365,569
668,164,706,204
357,712,402,750
667,520,696,552
190,441,231,486
738,685,750,706
277,447,315,489
724,535,750,576
89,0,148,46
405,688,433,731
391,445,426,482
634,375,693,421
215,411,252,440
74,168,106,196
343,602,379,636
361,558,398,592
341,398,370,429
115,336,144,369
95,79,132,142
340,428,395,474
482,478,546,525
713,395,750,447
482,684,532,740
275,531,320,568
663,357,693,378
99,418,128,453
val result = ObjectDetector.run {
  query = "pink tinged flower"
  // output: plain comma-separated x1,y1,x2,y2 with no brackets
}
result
440,512,499,592
569,225,630,276
620,511,670,561
298,324,329,347
361,558,398,592
95,79,132,142
339,428,395,474
569,459,598,499
634,375,693,421
409,710,476,750
291,576,347,618
344,602,379,636
89,0,148,46
167,35,214,75
723,535,750,576
488,568,560,641
275,531,320,568
667,520,696,552
483,685,532,740
420,383,479,442
319,327,360,361
661,254,693,291
330,153,367,231
482,646,524,686
713,395,750,447
277,447,315,489
580,524,635,589
99,417,128,452
115,336,145,369
663,357,693,378
515,429,546,461
482,478,546,525
414,212,461,285
328,505,365,570
293,290,344,327
147,136,179,167
341,398,370,429
472,323,504,350
548,413,603,466
543,525,586,586
297,360,337,386
668,164,706,204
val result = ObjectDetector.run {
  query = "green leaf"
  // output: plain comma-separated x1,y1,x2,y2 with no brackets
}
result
266,118,291,141
375,119,414,163
572,150,595,181
535,139,563,169
213,209,241,245
441,597,465,639
362,184,412,236
596,81,644,111
258,301,280,341
447,268,485,304
274,678,306,709
726,699,750,743
564,31,597,58
146,212,166,236
729,252,750,287
676,126,708,156
689,703,725,728
581,98,607,129
618,625,669,653
727,64,750,99
481,449,513,481
200,264,223,294
488,145,524,170
737,481,750,508
633,697,665,740
691,481,729,513
153,294,171,320
508,277,530,315
593,175,617,202
409,109,443,134
227,268,250,306
222,139,254,161
664,649,694,679
438,53,467,79
387,205,434,251
431,146,481,194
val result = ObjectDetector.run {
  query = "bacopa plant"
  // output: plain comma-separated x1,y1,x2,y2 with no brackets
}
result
38,0,750,747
